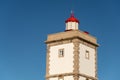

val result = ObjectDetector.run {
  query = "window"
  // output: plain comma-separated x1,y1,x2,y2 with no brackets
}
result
58,49,64,57
85,50,90,59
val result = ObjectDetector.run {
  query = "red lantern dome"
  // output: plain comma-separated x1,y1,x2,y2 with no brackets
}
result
65,12,79,23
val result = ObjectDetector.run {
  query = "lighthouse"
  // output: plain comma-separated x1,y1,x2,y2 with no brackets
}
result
45,12,99,80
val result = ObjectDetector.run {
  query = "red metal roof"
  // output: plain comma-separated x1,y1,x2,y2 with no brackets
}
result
84,31,90,34
65,13,79,23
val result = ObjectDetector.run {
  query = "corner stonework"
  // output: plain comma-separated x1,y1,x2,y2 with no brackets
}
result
46,44,50,80
73,39,80,80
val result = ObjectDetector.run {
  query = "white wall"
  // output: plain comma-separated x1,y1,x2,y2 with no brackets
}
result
49,77,57,80
66,22,78,30
64,76,74,80
79,43,95,77
79,76,86,80
49,43,74,75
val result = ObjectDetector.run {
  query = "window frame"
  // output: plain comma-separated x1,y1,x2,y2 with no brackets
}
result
85,50,90,60
58,48,64,57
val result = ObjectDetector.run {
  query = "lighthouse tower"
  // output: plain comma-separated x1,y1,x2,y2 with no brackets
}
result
45,12,99,80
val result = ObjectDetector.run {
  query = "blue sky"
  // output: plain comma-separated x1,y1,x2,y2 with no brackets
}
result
0,0,120,80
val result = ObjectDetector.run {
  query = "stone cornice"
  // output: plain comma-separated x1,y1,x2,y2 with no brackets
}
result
45,30,99,47
46,72,97,80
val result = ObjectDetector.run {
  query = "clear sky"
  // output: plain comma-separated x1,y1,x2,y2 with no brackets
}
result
0,0,120,80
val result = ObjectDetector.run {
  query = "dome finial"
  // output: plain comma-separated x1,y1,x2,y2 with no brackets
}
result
71,10,74,17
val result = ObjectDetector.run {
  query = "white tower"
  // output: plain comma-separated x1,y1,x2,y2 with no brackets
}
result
45,13,99,80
